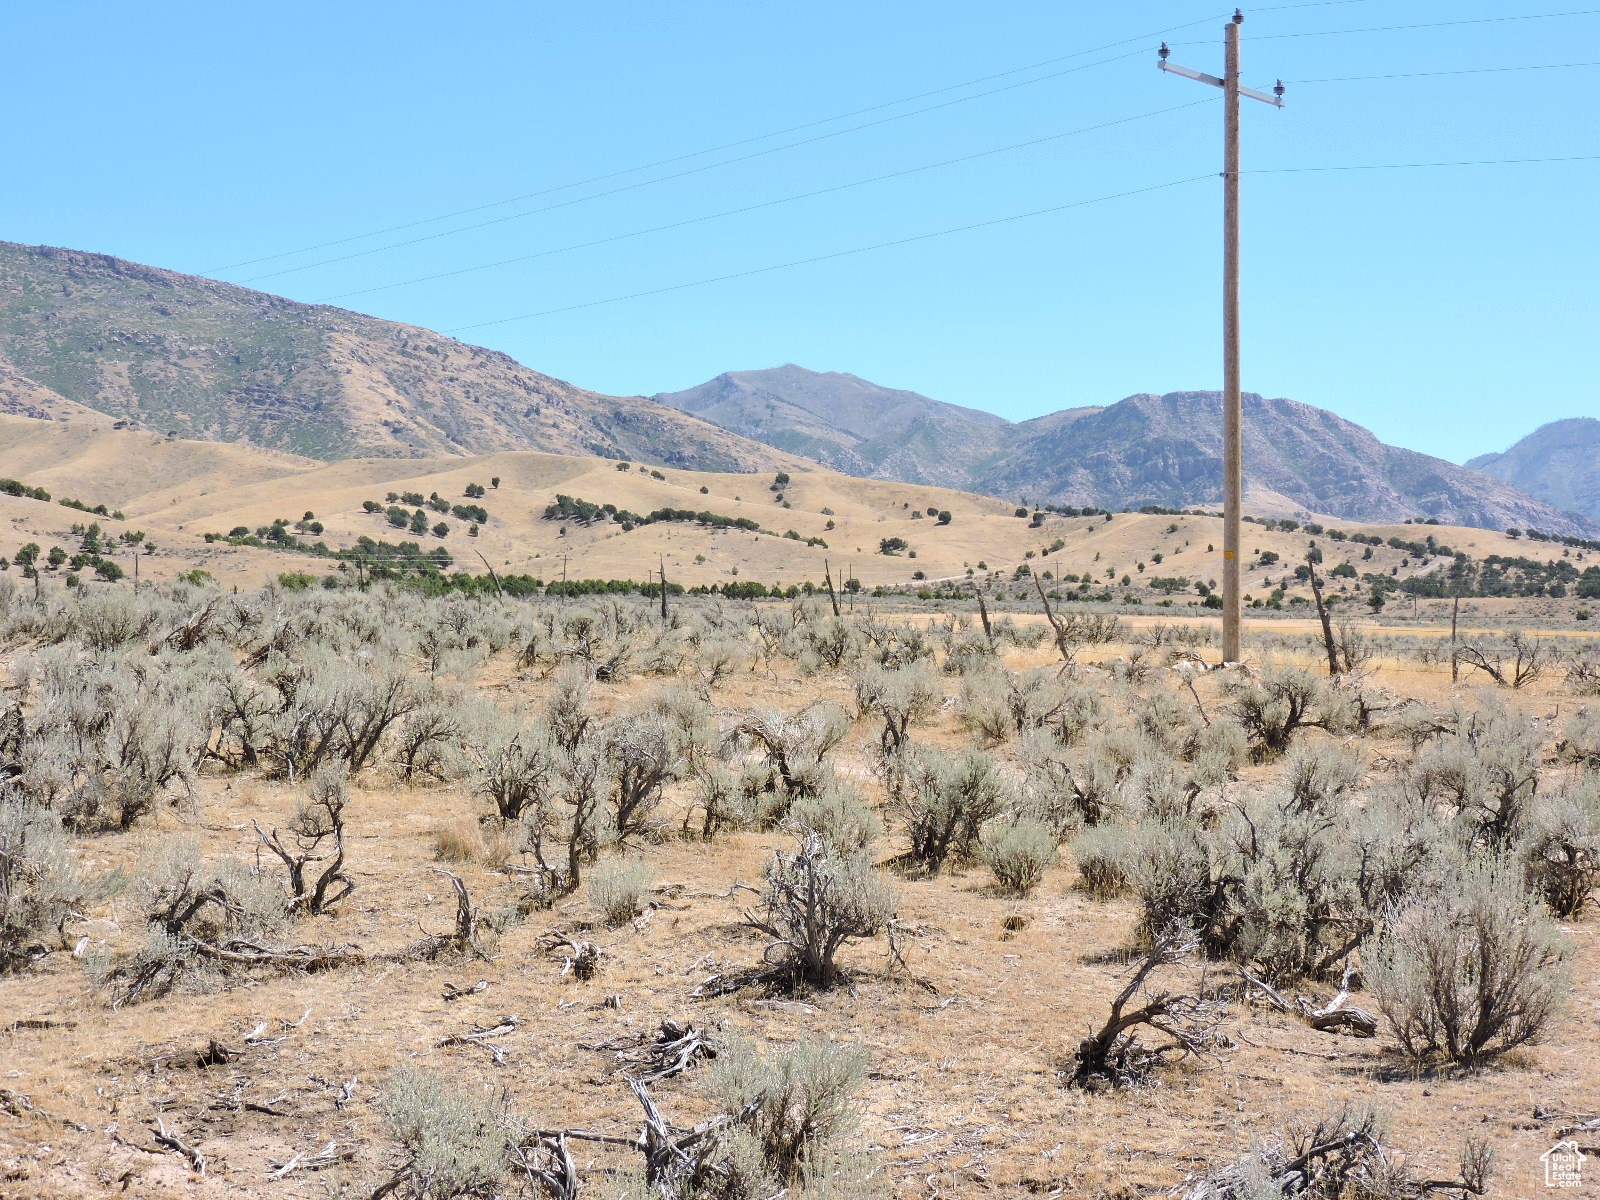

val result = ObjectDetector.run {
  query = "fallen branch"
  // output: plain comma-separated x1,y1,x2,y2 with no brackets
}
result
1074,926,1226,1088
151,1116,206,1175
437,1013,521,1066
584,1020,716,1083
1238,966,1378,1039
268,1141,357,1178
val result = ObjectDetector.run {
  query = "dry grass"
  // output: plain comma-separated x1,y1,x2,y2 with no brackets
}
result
4,414,1596,642
1,624,1597,1199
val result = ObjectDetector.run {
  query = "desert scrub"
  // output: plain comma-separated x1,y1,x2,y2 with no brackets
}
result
381,1064,512,1199
895,745,1010,875
728,701,851,814
1520,779,1600,917
604,704,682,845
587,858,654,926
463,706,559,823
1226,660,1343,761
853,662,939,759
959,667,1106,747
1368,853,1569,1068
788,784,882,855
1070,822,1134,898
93,838,289,1005
981,817,1058,896
15,646,204,832
0,789,119,972
1407,699,1543,847
1563,707,1600,766
744,832,895,987
701,1036,872,1193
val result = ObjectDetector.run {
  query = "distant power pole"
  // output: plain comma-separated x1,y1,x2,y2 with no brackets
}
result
1159,11,1284,664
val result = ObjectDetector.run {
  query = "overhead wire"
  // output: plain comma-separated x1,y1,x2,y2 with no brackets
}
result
440,150,1599,335
205,12,1234,277
232,46,1173,286
1287,59,1600,83
312,56,1600,305
443,174,1216,333
317,97,1219,303
1171,7,1600,46
1251,152,1600,172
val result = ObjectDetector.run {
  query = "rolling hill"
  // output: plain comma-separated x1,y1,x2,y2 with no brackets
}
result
659,368,1600,538
0,414,1563,611
1468,418,1600,524
0,241,778,470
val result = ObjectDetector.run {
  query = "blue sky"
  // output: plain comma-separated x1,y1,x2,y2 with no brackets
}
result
4,1,1596,463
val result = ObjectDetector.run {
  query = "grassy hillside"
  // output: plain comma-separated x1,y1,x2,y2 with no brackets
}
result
2,416,1589,634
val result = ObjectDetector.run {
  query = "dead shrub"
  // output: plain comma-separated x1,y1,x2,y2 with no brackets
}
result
1178,1104,1493,1199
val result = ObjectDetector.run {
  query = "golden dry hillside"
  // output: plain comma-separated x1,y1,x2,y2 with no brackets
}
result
3,413,1597,633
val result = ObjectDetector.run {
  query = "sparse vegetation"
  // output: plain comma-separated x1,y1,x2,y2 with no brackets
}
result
1,505,1596,1194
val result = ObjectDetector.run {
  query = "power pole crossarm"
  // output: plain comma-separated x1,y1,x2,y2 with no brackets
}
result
1158,56,1284,107
1157,11,1285,665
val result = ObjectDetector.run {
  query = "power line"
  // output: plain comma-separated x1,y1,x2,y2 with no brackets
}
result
1251,0,1380,8
234,47,1173,286
1172,7,1600,46
1287,59,1600,83
439,150,1599,336
443,175,1215,334
318,98,1217,304
1251,152,1600,172
205,13,1232,277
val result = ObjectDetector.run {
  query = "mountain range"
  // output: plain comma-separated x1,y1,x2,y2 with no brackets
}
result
659,367,1599,537
0,239,1593,538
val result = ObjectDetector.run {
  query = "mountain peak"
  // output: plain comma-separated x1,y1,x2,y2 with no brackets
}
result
1468,417,1600,523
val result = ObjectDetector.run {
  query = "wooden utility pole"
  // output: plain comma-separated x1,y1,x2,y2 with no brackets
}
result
1159,11,1284,664
1222,18,1243,664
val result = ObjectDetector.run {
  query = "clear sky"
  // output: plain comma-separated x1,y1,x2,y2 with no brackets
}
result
3,1,1596,463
